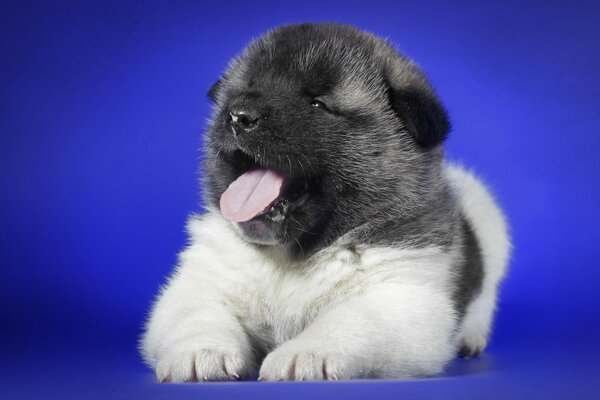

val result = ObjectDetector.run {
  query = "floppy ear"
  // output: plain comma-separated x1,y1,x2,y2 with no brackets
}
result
207,79,222,102
389,84,450,148
382,51,450,148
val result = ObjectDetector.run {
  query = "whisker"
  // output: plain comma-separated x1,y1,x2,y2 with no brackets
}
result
301,153,313,170
294,226,317,235
294,237,305,258
297,158,307,184
278,242,290,259
286,155,292,175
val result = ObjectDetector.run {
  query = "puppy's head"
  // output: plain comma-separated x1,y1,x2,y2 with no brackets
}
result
203,23,450,258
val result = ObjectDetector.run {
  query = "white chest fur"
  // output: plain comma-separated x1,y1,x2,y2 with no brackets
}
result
178,212,454,348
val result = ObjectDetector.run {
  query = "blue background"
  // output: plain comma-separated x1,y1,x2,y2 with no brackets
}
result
1,0,599,399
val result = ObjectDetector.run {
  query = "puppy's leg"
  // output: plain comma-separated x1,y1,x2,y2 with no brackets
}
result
259,283,457,380
458,286,497,358
141,266,254,382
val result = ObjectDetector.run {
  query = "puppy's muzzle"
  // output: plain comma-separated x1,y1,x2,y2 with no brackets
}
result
229,108,260,134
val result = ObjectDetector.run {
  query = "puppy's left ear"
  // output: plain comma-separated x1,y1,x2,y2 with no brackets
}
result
385,61,450,148
207,79,222,102
389,85,450,148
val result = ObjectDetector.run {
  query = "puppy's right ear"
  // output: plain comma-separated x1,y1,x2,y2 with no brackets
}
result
207,79,222,102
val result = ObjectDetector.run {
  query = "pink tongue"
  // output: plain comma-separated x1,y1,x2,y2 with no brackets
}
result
220,169,285,222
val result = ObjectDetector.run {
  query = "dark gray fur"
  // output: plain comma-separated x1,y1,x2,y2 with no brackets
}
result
202,23,483,315
453,217,484,317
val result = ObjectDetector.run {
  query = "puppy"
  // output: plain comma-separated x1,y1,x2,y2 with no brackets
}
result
141,23,510,381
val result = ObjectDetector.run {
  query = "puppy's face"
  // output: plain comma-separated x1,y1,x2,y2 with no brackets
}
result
203,24,450,258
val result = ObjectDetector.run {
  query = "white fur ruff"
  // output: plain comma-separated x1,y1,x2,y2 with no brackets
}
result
141,164,510,381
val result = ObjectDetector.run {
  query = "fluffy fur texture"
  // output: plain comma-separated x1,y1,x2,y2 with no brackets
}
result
141,23,510,381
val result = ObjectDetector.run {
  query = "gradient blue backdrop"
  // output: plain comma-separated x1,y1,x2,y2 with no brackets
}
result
1,1,599,399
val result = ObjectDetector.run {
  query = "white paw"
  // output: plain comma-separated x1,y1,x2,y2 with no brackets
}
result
459,332,487,358
259,344,354,381
155,347,251,383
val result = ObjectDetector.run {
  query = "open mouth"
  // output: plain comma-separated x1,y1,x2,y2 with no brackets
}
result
219,150,311,224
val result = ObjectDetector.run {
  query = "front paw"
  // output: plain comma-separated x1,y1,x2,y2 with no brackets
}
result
156,346,251,383
458,332,487,359
259,343,354,381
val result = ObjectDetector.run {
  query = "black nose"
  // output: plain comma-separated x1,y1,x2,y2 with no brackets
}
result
229,108,260,132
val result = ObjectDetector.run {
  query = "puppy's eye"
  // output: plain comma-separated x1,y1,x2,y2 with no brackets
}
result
310,100,329,110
